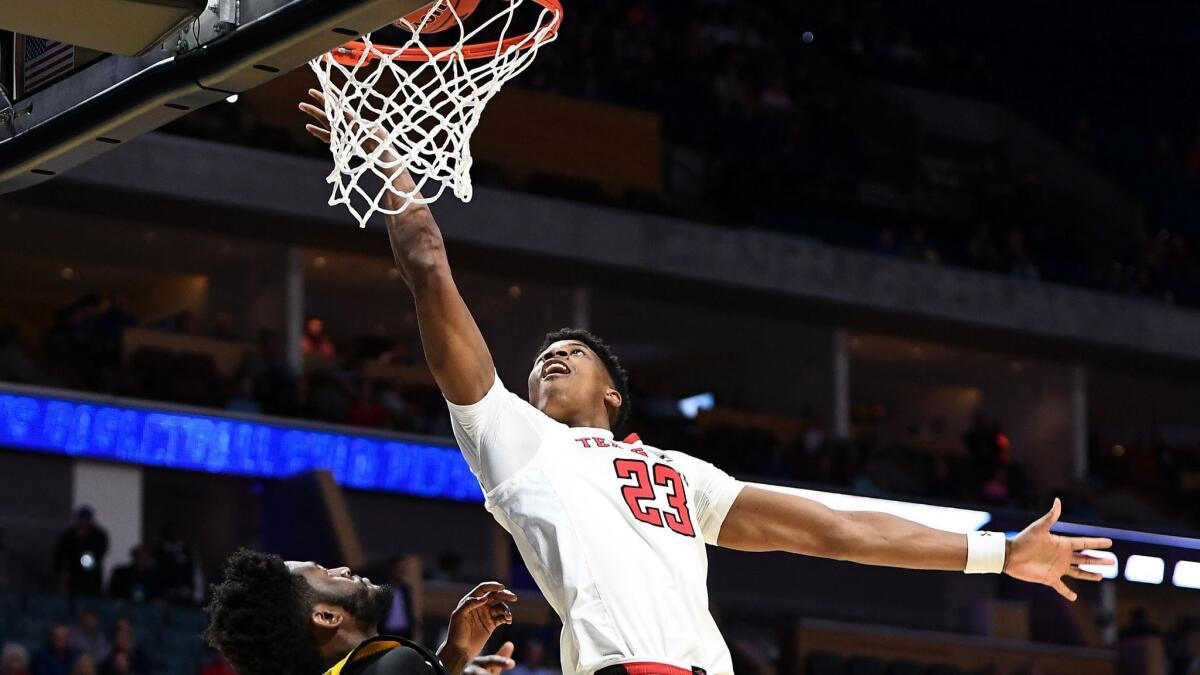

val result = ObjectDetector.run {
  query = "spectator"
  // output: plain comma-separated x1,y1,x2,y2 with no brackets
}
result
904,228,941,265
240,329,296,416
1007,229,1040,280
1,643,31,675
0,322,51,385
874,228,900,256
101,621,149,675
108,546,159,603
154,523,197,605
208,313,239,341
345,380,388,428
429,550,463,583
967,222,1004,272
153,310,197,335
53,506,109,597
224,376,262,415
378,554,423,641
31,625,77,675
67,609,110,663
96,651,133,675
300,317,335,358
90,294,137,367
1119,607,1161,640
67,657,94,675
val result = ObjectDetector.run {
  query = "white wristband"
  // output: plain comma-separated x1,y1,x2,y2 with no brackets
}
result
964,531,1007,574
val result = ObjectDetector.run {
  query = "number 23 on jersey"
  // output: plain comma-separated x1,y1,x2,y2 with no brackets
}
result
613,459,696,537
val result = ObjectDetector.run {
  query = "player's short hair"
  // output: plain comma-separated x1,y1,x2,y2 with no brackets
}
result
203,549,326,675
538,328,631,431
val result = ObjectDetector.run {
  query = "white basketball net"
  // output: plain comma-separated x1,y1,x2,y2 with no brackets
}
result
309,1,561,228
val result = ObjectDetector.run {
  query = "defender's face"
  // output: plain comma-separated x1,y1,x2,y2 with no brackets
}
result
528,340,614,424
285,561,381,601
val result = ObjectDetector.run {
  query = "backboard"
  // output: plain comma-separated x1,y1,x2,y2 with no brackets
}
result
0,0,427,194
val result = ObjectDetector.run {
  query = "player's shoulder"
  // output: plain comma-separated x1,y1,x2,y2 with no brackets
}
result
478,376,568,428
347,642,437,675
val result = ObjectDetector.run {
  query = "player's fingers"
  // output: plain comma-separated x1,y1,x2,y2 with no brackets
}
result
1073,553,1114,566
307,88,326,105
460,588,514,613
466,581,509,596
304,124,331,144
1051,579,1078,602
1037,498,1062,531
470,656,516,669
488,602,513,621
1067,568,1104,582
298,101,329,125
1071,537,1113,551
483,588,519,603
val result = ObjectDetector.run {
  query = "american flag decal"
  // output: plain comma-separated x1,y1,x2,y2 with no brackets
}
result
21,36,75,95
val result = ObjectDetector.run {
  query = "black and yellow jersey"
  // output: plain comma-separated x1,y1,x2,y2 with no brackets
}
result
324,636,446,675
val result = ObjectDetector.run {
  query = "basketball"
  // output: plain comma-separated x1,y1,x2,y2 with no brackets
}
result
399,0,482,33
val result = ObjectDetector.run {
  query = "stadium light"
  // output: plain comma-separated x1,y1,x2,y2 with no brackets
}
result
1124,555,1165,584
1079,550,1118,579
677,392,715,420
1172,561,1200,590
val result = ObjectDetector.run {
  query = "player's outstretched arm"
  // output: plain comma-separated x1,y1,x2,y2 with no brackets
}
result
300,90,494,405
718,489,1113,601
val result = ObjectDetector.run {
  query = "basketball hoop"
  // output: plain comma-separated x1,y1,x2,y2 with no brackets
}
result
309,0,563,228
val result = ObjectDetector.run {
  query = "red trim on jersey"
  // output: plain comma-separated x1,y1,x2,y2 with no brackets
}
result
623,433,641,444
617,662,695,675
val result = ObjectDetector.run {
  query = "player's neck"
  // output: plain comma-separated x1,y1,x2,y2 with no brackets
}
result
320,626,376,667
543,402,611,431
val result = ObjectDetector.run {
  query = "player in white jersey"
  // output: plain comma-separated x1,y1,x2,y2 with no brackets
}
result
302,91,1115,675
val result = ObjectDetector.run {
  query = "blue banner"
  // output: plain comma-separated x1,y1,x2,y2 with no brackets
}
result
0,389,482,502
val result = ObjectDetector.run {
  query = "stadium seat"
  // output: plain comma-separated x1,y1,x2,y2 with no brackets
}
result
10,615,61,645
75,595,118,623
23,592,69,619
117,601,166,634
807,652,846,675
167,606,209,632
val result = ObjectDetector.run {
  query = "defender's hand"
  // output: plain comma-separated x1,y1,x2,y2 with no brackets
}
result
463,642,516,675
438,582,517,673
1004,498,1114,601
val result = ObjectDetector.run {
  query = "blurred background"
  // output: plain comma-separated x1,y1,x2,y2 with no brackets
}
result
1,1,1200,674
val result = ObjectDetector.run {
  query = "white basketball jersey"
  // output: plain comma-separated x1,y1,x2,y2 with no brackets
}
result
448,376,746,675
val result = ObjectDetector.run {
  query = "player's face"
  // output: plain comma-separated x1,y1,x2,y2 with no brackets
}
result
286,561,391,628
528,340,617,427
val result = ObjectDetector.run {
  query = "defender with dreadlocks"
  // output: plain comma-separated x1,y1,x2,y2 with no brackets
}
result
301,91,1115,675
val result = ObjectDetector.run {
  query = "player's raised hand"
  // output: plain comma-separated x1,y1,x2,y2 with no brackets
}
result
463,642,516,675
1004,498,1114,602
440,581,518,672
299,88,422,201
299,89,392,155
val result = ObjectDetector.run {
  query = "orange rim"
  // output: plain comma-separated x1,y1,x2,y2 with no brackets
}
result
329,0,563,65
